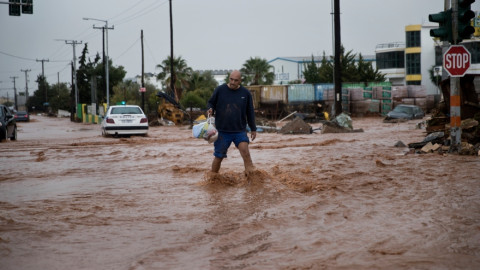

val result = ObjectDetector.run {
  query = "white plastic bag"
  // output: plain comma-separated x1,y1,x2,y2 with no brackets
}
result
203,117,218,143
192,121,208,138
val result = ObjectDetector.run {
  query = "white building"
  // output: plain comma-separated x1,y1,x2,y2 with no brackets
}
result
268,55,376,85
376,22,480,96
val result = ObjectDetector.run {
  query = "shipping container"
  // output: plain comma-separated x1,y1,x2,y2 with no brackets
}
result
287,84,315,103
246,85,262,109
261,85,287,104
314,84,334,101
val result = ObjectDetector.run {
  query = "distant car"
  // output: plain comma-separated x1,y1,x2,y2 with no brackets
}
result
101,105,148,137
0,105,17,142
386,104,425,120
14,111,30,122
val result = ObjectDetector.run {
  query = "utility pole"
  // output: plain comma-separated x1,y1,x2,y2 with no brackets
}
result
333,0,342,117
63,40,82,114
169,0,176,102
83,17,114,108
36,58,49,77
10,76,18,111
36,58,49,104
21,69,31,106
141,29,145,111
94,25,107,104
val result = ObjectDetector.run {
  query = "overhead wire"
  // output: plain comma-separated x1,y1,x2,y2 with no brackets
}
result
112,0,168,26
115,37,141,60
5,0,170,87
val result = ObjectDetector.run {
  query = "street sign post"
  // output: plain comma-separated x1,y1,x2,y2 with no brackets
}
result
443,45,471,77
443,45,471,153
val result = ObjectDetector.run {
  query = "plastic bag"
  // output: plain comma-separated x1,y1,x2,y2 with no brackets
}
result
203,117,218,143
192,121,209,138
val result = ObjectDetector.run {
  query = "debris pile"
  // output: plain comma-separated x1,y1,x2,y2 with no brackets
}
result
279,117,312,134
321,113,364,134
407,113,480,155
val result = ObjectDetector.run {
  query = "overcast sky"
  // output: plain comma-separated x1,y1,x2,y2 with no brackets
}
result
1,0,479,95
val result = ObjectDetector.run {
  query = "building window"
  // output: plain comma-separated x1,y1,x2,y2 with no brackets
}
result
407,81,421,85
376,51,405,69
406,53,421,74
406,31,421,47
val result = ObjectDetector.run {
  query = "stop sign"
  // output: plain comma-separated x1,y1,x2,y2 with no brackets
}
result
443,45,471,77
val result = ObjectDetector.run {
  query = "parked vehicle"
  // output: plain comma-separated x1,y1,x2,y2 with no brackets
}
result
101,105,148,137
386,104,425,120
14,111,30,122
0,105,17,142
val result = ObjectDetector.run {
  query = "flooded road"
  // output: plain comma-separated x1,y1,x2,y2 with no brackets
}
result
1,115,479,270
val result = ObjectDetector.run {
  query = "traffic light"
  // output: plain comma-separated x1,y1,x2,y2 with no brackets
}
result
457,0,475,42
9,0,20,16
429,9,453,42
21,0,33,14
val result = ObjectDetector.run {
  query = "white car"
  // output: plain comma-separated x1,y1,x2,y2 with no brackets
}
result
101,105,148,137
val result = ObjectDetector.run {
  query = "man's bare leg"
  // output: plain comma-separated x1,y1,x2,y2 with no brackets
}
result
238,142,255,173
211,157,223,173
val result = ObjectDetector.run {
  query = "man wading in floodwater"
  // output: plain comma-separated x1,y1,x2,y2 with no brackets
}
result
207,70,257,176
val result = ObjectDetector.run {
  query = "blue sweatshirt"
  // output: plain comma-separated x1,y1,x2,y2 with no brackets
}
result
207,84,257,133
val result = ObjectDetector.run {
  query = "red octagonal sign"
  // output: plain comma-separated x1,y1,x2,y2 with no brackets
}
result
443,45,471,77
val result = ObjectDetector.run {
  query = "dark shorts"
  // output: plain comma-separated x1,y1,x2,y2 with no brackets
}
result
213,131,249,158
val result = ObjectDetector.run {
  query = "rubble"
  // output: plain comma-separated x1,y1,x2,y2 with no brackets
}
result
321,113,364,134
408,115,480,155
278,117,313,134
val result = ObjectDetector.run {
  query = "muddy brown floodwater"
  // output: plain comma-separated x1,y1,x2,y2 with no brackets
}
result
1,114,480,270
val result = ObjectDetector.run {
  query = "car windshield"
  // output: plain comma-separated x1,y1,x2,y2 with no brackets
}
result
393,106,413,114
111,107,142,115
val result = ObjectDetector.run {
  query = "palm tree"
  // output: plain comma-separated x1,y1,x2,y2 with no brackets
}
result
156,55,193,102
240,57,275,85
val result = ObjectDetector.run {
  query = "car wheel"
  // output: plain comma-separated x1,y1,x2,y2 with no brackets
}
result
10,126,17,141
102,128,109,137
1,129,6,142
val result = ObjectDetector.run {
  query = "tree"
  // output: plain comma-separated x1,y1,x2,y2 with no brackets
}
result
77,44,127,105
76,44,100,105
316,46,385,84
156,55,193,102
318,52,333,83
303,55,321,83
187,70,218,92
48,82,71,113
355,53,386,83
241,57,274,85
27,75,49,111
180,91,206,111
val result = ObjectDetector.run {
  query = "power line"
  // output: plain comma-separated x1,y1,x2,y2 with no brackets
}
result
112,0,168,26
0,50,36,61
115,37,140,60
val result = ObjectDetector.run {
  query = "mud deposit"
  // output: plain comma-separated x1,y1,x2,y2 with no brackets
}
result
1,115,480,270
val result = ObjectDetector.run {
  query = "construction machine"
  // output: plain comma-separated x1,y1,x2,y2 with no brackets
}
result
156,91,186,125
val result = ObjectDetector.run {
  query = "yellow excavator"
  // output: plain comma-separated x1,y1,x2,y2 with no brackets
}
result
156,91,186,125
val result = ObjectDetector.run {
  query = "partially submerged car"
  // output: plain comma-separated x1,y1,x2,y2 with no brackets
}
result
0,105,17,142
386,104,425,120
101,105,148,137
14,111,30,122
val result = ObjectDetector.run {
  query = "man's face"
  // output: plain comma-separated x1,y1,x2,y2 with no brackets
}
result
228,73,241,89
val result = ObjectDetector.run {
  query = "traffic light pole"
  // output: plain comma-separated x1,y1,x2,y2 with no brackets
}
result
449,0,461,153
